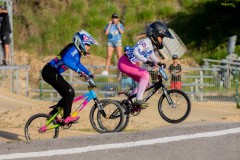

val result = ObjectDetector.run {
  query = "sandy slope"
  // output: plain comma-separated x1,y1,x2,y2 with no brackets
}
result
0,88,240,143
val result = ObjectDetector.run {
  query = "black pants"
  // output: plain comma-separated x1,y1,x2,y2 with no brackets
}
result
42,64,75,118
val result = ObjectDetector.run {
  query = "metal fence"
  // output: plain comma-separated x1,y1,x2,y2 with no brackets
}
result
34,65,240,104
0,65,30,96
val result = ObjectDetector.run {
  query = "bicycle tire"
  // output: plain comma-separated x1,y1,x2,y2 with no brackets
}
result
24,113,59,140
158,89,191,123
89,99,124,133
116,101,130,132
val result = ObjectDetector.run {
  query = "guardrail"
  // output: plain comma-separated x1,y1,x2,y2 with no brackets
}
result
33,66,240,103
0,65,30,96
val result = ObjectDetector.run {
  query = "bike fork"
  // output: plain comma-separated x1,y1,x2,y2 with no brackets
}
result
162,88,175,107
94,99,106,117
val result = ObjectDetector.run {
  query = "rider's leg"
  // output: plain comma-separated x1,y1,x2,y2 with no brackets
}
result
118,55,150,108
42,64,79,123
136,71,149,100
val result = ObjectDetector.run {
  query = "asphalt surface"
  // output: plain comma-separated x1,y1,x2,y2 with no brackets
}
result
0,122,239,160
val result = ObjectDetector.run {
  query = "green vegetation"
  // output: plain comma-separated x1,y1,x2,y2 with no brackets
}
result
13,0,240,64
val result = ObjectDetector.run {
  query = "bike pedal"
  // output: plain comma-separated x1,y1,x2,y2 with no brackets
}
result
72,119,79,124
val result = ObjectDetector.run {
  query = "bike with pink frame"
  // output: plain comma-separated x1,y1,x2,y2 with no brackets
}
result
24,74,124,140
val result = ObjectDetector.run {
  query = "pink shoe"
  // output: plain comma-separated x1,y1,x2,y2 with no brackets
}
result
64,116,80,124
39,125,47,133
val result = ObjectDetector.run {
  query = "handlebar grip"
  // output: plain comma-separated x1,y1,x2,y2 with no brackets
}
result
78,72,89,79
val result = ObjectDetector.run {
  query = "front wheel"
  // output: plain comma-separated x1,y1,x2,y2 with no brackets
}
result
158,89,191,123
24,113,59,140
89,99,124,133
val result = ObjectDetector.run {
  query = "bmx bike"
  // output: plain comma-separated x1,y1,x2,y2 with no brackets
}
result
24,73,124,140
92,66,191,132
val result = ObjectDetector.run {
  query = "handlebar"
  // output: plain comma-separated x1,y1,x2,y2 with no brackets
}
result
148,65,168,81
78,72,96,88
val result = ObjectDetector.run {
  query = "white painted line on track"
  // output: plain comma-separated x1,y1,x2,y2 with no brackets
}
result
0,127,240,160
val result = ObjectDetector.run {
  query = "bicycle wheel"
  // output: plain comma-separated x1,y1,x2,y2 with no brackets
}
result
158,89,191,123
117,100,130,132
24,113,59,140
89,99,124,133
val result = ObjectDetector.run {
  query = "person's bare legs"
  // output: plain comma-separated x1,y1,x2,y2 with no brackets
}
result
105,46,114,72
4,44,10,64
115,46,122,60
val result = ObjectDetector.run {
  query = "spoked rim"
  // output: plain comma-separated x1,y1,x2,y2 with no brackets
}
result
24,113,59,140
159,89,191,123
97,102,123,132
90,99,124,133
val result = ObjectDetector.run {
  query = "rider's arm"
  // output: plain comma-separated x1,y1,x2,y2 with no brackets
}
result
76,62,91,75
62,49,91,75
133,45,148,63
149,52,160,64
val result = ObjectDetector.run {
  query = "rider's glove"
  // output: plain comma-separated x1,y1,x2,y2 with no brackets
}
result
78,71,85,77
157,62,166,68
145,60,155,67
88,73,94,79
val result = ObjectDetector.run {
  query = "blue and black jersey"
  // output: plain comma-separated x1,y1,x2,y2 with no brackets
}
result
48,43,91,75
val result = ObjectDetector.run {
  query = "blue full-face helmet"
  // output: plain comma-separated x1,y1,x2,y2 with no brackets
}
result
73,30,100,57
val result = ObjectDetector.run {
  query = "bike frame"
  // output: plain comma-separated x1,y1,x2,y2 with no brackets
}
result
44,89,98,130
127,79,174,106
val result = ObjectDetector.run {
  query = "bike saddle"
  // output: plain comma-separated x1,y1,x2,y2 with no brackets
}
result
118,88,132,96
49,105,58,109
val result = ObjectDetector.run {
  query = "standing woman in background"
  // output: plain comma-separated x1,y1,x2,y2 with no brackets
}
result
102,13,124,75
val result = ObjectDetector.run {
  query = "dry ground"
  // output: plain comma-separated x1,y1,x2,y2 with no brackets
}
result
0,88,240,143
0,51,239,142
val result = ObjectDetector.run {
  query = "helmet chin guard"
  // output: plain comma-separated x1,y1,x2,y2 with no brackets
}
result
147,21,173,49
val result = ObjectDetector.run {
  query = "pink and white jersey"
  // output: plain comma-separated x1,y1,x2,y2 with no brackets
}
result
125,37,158,64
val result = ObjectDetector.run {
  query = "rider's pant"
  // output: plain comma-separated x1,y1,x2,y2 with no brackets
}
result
42,64,75,118
118,55,149,100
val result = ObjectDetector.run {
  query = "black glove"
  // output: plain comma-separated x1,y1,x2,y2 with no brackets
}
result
88,73,94,79
145,60,155,67
78,71,85,77
157,62,166,68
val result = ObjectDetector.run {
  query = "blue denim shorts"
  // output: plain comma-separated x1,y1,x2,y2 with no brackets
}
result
107,41,122,48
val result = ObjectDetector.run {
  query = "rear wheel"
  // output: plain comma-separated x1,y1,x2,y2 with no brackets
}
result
24,113,59,140
89,99,124,133
158,89,191,123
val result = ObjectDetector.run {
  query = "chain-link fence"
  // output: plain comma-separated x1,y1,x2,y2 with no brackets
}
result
34,65,240,104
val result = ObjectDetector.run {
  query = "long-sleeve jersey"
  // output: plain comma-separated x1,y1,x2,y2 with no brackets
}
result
48,43,91,75
125,37,159,64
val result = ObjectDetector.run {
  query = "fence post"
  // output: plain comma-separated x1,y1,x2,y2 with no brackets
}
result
15,69,18,94
195,79,199,100
235,66,240,109
199,71,204,101
26,68,29,96
191,86,195,100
